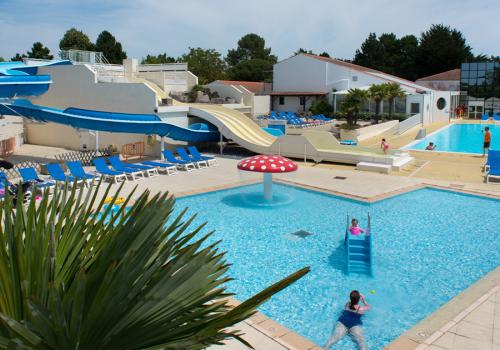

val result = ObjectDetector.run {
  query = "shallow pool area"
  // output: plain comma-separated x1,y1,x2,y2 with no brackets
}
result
174,183,500,349
407,123,499,154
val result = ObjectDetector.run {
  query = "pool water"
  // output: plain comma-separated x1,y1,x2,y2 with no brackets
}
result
174,184,500,349
408,123,499,153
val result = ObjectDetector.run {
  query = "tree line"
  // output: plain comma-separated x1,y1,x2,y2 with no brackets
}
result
2,24,498,84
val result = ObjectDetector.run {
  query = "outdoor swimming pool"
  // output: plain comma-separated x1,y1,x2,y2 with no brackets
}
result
174,184,500,349
407,123,499,153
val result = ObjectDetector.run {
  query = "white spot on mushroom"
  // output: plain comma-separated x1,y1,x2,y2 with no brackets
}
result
250,166,255,170
279,161,284,164
260,160,264,163
251,161,256,164
271,163,277,168
261,166,267,170
280,166,286,171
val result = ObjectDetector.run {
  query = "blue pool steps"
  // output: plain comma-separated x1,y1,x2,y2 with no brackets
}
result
345,214,373,276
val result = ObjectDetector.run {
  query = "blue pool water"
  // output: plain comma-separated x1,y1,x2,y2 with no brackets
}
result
174,184,500,349
408,123,499,153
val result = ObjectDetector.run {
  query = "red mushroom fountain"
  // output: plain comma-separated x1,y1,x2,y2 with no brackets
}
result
237,155,298,201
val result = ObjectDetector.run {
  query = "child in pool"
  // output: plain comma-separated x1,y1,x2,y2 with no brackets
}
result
349,219,365,236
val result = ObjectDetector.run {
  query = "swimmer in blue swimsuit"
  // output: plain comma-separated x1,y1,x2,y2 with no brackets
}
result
323,290,370,350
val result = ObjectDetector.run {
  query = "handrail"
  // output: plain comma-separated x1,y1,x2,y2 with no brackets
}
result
368,212,372,275
345,214,350,275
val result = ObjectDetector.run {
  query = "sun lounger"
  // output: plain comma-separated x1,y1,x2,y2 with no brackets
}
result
481,114,490,121
486,165,500,183
106,157,145,180
67,161,99,185
176,147,208,168
46,163,82,186
484,150,500,172
162,150,196,171
187,146,218,166
18,167,55,190
494,114,500,121
141,161,178,175
0,171,8,190
109,156,158,177
92,158,128,183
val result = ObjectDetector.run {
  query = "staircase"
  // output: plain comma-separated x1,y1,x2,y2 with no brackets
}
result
345,214,373,276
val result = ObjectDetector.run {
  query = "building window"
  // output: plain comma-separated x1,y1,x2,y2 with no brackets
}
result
460,61,500,118
299,96,306,106
436,97,446,110
410,103,420,114
352,76,358,82
279,96,284,105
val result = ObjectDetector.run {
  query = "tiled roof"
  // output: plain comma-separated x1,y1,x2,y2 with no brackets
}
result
416,69,460,81
214,80,266,93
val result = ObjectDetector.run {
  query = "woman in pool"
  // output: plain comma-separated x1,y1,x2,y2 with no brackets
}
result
323,290,370,350
380,138,389,154
349,218,365,236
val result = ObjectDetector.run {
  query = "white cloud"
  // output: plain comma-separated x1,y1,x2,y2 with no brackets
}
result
0,0,498,61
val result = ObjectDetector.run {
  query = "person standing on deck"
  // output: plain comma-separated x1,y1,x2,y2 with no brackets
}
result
483,127,492,157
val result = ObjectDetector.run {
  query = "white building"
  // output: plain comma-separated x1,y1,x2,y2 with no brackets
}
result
272,53,455,123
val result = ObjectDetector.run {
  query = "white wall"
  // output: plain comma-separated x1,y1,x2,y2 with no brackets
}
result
33,65,158,113
206,82,244,103
273,96,319,113
430,91,452,123
273,55,327,92
415,80,459,91
253,95,270,117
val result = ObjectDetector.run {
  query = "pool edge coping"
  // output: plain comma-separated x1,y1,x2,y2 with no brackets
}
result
172,178,500,350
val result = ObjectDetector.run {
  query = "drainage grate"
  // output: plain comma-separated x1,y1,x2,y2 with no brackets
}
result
283,230,313,241
334,176,347,180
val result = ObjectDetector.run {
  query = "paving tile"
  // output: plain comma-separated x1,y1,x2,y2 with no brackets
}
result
463,309,495,328
278,332,316,350
257,319,291,338
432,332,455,349
494,328,500,345
451,334,492,350
495,314,500,330
426,346,448,350
451,320,493,341
424,331,444,345
476,301,497,315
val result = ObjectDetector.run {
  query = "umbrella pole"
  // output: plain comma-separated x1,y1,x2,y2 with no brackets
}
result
263,173,273,200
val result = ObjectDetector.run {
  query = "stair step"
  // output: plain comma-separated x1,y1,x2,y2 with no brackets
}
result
349,253,370,261
349,246,369,254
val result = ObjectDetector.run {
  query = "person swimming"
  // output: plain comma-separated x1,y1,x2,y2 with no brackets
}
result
349,218,365,236
323,290,370,350
425,142,436,150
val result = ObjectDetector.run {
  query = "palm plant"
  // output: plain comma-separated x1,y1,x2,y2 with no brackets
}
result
384,82,406,120
340,88,369,128
0,182,309,349
368,84,388,123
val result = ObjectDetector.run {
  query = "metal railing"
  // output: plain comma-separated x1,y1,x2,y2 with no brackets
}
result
59,49,110,65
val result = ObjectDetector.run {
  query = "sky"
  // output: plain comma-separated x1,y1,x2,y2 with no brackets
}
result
0,0,499,61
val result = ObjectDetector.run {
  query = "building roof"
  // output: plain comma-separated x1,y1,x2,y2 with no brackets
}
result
213,80,267,93
416,69,460,82
270,91,328,96
298,53,431,92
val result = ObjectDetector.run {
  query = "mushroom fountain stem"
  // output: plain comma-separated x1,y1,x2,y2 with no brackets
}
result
263,173,273,201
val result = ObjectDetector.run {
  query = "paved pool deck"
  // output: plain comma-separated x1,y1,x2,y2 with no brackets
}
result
5,144,500,350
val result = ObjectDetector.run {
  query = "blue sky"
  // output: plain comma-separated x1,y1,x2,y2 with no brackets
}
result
0,0,498,61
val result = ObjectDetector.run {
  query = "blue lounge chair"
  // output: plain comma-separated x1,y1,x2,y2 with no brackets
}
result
108,156,158,177
162,150,196,171
494,114,500,121
106,157,145,180
0,171,7,190
67,161,99,184
176,147,208,168
140,161,178,175
46,163,81,186
18,167,55,190
187,146,218,166
92,158,128,183
486,165,500,183
481,114,490,121
484,150,500,172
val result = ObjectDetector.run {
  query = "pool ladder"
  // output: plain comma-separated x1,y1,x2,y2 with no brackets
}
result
345,213,373,276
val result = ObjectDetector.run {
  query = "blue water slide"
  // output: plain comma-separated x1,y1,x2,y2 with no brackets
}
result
0,100,219,143
0,75,52,98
